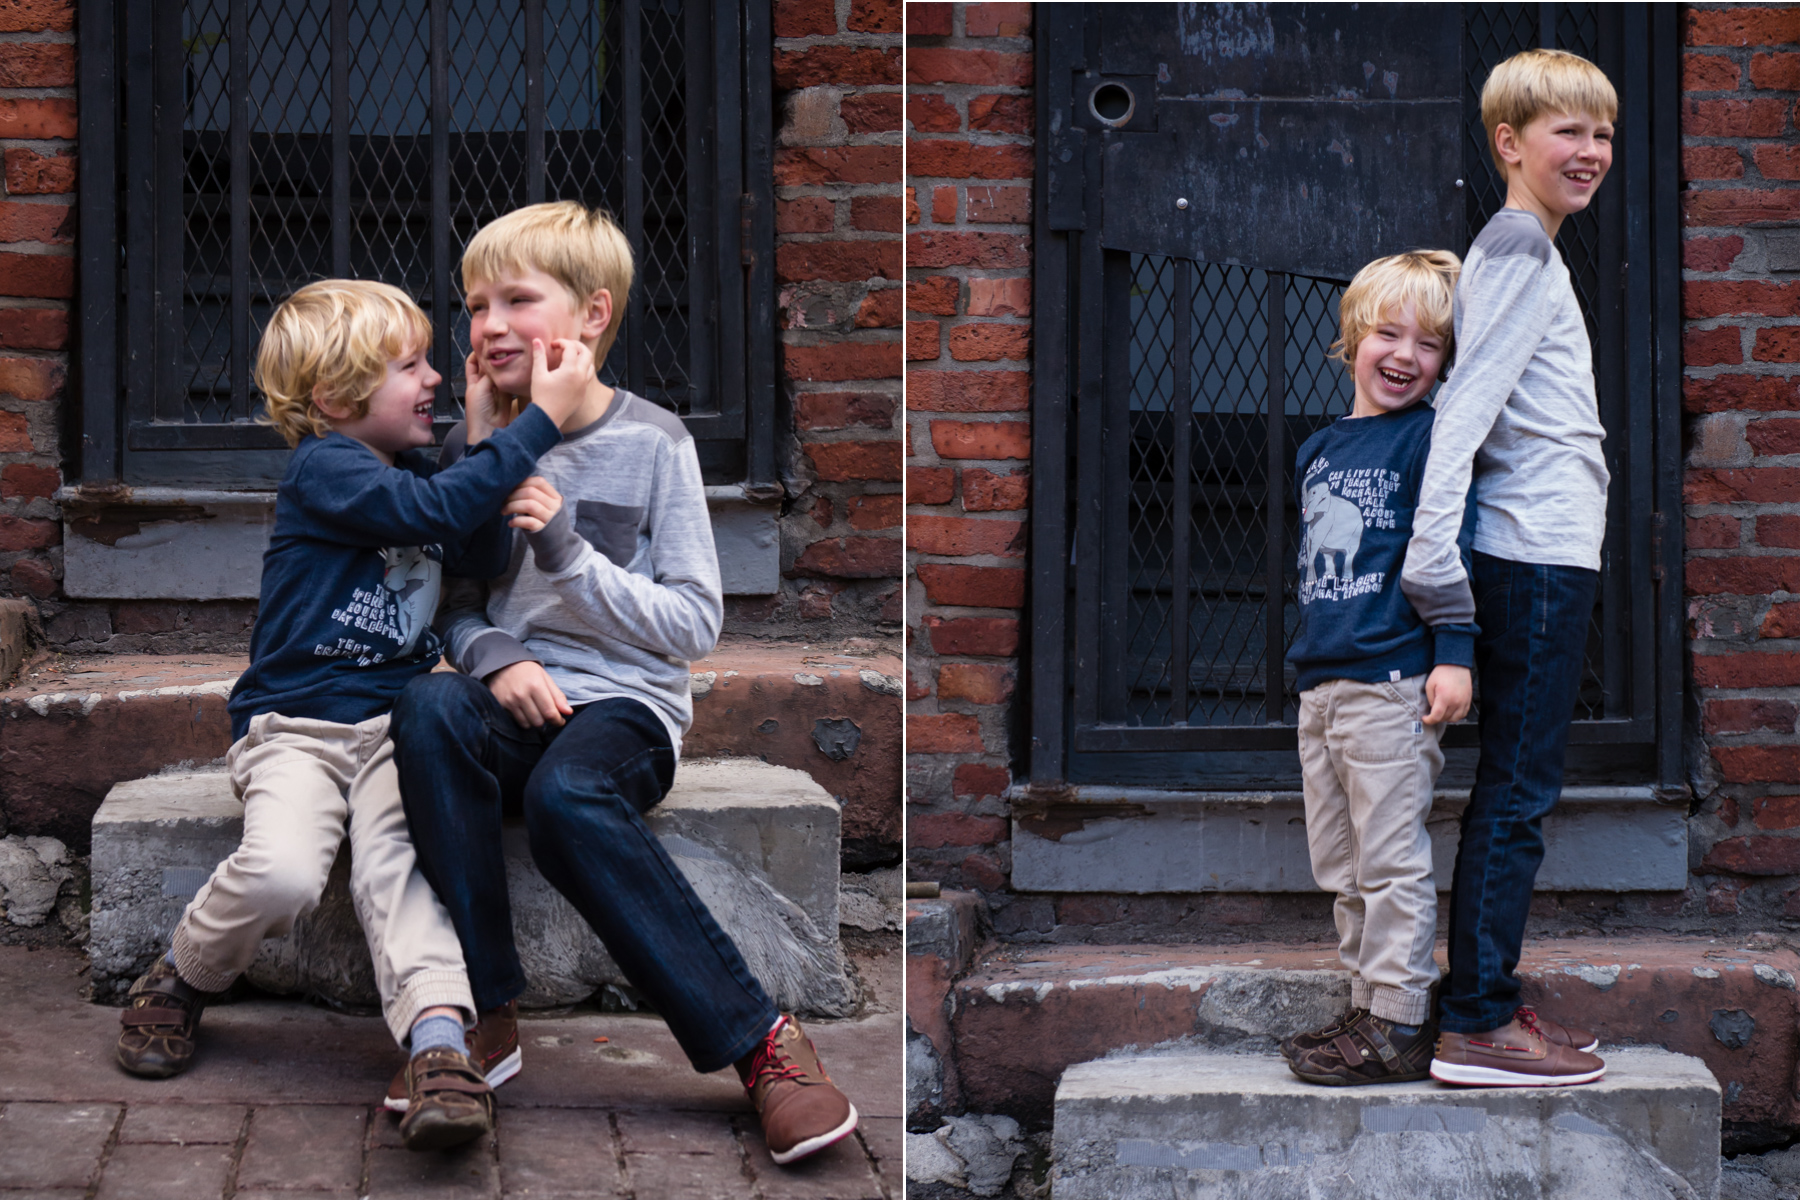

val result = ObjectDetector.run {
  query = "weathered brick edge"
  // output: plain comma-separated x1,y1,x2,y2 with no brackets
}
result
765,0,906,639
0,0,74,612
1681,4,1800,923
904,1,1031,897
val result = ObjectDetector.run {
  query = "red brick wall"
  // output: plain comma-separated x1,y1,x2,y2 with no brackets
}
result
763,0,906,639
1683,4,1800,919
0,0,73,609
904,1,1031,895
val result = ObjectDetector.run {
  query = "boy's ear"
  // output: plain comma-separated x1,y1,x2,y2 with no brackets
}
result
581,288,613,344
311,382,351,423
1492,121,1524,169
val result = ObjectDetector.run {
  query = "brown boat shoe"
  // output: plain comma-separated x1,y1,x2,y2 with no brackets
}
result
1286,1011,1436,1086
386,1001,520,1114
116,957,219,1079
1515,1005,1599,1053
1431,1016,1606,1087
396,1046,494,1152
735,1015,858,1164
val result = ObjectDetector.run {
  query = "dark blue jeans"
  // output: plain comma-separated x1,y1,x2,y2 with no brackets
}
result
1439,551,1599,1034
390,672,778,1073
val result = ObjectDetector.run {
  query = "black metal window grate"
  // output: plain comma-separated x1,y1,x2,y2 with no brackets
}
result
81,0,774,488
1032,2,1681,789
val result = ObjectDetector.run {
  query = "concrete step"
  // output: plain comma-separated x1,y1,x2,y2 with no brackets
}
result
90,758,856,1017
907,936,1800,1143
0,637,900,863
1051,1046,1720,1199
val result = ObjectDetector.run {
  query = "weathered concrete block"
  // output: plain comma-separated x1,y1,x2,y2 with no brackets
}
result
90,760,854,1016
1052,1047,1721,1200
1012,786,1687,893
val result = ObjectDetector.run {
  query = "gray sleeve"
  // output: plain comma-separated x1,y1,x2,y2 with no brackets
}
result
435,575,540,678
525,502,584,575
1402,251,1550,592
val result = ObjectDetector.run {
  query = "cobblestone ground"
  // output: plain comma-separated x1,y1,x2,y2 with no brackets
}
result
0,942,901,1199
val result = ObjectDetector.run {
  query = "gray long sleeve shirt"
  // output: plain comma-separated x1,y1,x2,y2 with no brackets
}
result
435,389,723,753
1400,208,1610,627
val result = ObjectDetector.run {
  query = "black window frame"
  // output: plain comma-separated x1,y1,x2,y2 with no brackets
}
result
1027,3,1687,792
76,0,776,491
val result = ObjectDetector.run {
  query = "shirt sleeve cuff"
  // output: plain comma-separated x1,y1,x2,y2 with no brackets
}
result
525,503,585,575
461,628,539,681
1432,628,1476,671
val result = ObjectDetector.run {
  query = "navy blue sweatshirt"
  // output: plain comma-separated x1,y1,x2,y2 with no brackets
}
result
1287,402,1478,694
226,405,563,740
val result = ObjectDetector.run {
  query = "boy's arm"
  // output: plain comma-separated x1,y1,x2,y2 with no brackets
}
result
1429,495,1483,671
1400,247,1552,626
522,435,723,662
294,405,562,547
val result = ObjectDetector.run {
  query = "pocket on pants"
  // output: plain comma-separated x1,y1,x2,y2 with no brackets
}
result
1343,680,1429,763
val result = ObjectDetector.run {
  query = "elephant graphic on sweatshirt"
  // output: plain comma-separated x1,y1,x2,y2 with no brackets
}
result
1300,478,1364,591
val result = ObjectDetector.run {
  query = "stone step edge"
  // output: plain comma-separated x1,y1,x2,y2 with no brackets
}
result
907,936,1800,1135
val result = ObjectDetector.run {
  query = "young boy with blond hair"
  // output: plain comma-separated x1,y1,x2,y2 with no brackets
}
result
387,201,858,1165
115,279,587,1151
1402,47,1617,1087
1280,250,1476,1085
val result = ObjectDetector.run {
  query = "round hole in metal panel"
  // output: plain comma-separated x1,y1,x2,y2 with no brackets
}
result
1090,82,1135,128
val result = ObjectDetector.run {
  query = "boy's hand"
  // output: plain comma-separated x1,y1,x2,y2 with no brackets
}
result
1422,664,1472,726
486,660,573,729
464,350,523,438
528,337,593,427
503,476,563,533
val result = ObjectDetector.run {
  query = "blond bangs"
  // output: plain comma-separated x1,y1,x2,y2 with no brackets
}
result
1481,48,1619,173
255,279,432,448
460,201,635,362
1330,250,1461,370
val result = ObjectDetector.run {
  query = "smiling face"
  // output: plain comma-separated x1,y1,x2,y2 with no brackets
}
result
1349,302,1447,419
465,266,609,399
1497,108,1613,225
322,340,441,463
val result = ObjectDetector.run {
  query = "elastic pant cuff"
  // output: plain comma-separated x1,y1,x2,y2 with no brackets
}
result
1349,978,1374,1010
388,970,477,1048
1369,985,1433,1027
169,925,239,995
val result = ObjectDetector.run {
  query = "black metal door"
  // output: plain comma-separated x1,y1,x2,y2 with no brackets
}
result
1029,4,1686,790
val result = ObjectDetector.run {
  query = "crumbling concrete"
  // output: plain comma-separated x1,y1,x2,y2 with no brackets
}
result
90,760,854,1016
1052,1047,1721,1200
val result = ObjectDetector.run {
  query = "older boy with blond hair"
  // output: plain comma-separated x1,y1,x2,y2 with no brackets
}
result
1402,48,1617,1087
115,279,586,1151
388,201,858,1165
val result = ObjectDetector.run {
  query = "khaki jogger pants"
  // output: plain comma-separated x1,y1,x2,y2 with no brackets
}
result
170,712,473,1045
1297,674,1445,1026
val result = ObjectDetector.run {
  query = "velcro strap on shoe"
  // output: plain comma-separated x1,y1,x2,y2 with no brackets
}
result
1358,1020,1402,1067
121,1000,191,1028
1331,1033,1367,1064
414,1072,492,1097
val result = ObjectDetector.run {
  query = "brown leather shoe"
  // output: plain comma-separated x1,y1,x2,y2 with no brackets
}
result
385,1002,520,1114
735,1015,858,1164
397,1046,494,1152
1279,1007,1367,1063
1431,1016,1606,1087
116,957,218,1079
1516,1005,1599,1053
1287,1012,1435,1086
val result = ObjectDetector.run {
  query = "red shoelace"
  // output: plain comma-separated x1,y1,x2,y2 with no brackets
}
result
743,1021,808,1092
1514,1006,1547,1039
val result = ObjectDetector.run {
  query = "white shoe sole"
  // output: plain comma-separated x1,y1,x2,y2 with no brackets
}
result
385,1046,522,1113
1429,1057,1605,1088
768,1103,859,1165
1578,1039,1599,1053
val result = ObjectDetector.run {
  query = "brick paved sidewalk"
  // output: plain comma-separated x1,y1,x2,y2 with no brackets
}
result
0,943,901,1199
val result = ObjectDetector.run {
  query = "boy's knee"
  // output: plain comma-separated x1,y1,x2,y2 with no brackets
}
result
523,763,629,833
248,860,329,923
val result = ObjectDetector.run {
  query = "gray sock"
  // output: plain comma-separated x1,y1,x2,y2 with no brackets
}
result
1390,1021,1421,1038
410,1013,465,1059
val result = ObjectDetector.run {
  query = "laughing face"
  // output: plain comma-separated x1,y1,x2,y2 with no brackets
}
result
1349,302,1447,419
326,341,442,463
1499,108,1614,224
464,266,599,400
